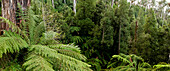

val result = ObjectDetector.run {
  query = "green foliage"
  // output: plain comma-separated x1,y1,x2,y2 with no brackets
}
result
134,9,170,65
152,62,170,71
0,61,23,71
154,64,170,68
107,53,152,71
0,34,28,58
116,0,131,54
0,0,169,71
0,0,92,71
87,58,102,71
23,54,54,71
23,45,91,71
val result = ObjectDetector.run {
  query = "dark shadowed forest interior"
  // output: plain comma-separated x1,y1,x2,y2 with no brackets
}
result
0,0,170,71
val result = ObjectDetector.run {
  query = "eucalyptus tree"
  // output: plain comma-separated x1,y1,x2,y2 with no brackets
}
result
1,0,30,31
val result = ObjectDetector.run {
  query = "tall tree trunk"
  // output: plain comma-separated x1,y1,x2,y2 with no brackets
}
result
118,24,121,54
52,0,55,8
0,0,30,32
73,0,76,14
111,0,114,8
135,21,138,42
64,0,66,4
102,26,105,43
17,0,30,11
1,0,17,31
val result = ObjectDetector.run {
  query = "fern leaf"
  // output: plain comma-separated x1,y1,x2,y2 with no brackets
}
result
23,54,54,71
25,45,92,71
49,44,81,53
0,37,28,58
112,55,131,64
153,64,170,68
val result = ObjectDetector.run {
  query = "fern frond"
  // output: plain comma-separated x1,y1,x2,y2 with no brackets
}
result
0,37,28,58
0,17,30,43
129,54,144,62
112,55,131,64
107,61,117,68
70,26,80,33
140,62,151,68
71,36,83,43
23,54,54,71
24,45,92,71
33,21,45,44
27,7,38,44
49,44,87,61
0,17,19,32
112,66,130,71
49,44,81,53
153,64,170,68
109,53,149,71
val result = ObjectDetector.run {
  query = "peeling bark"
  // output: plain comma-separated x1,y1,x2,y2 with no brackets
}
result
1,0,17,30
17,0,30,11
0,0,31,31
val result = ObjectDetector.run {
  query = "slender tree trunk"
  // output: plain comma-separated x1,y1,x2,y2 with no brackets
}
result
111,0,114,8
73,0,76,14
118,24,121,54
135,21,138,42
52,0,55,8
168,53,170,63
102,26,105,43
64,0,66,4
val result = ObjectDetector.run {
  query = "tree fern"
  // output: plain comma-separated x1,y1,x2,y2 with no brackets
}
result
49,43,81,53
153,64,170,71
23,45,92,71
154,64,170,68
48,44,87,61
23,54,54,71
107,53,151,71
0,0,92,71
0,36,28,58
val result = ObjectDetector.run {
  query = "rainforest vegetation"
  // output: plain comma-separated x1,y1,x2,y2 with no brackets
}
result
0,0,170,71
